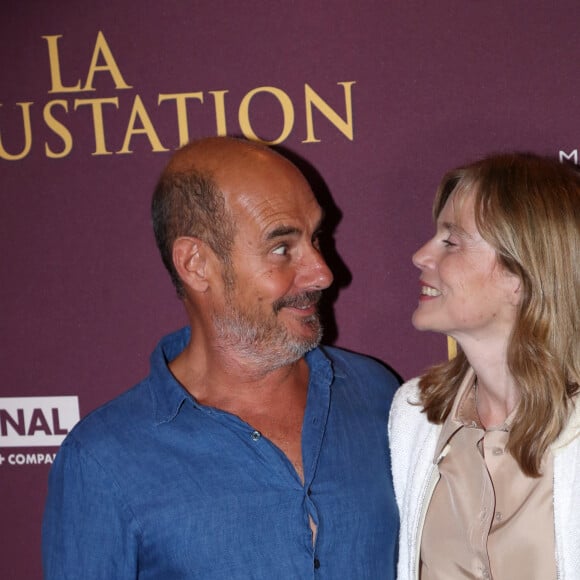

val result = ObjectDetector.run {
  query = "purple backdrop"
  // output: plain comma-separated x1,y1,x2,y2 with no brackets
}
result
2,1,579,577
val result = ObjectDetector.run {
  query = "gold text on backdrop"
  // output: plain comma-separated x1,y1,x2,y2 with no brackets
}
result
0,32,356,160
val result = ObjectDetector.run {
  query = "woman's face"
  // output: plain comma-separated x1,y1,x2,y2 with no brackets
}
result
411,190,520,346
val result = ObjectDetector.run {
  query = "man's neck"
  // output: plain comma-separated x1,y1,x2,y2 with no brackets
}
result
169,341,311,483
168,340,310,409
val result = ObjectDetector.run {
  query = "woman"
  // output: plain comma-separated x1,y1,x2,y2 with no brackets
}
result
389,153,580,580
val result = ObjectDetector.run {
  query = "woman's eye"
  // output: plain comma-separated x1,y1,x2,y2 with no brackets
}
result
442,238,457,247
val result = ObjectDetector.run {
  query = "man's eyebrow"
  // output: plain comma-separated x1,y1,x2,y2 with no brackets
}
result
264,210,325,241
265,225,301,240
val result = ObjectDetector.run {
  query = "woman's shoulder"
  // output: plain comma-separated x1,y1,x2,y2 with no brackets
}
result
389,376,441,448
391,377,423,414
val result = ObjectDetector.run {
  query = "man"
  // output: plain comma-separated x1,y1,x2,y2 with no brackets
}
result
42,137,399,579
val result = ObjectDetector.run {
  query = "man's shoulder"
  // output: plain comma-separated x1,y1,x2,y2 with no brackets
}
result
318,345,401,391
65,327,190,450
320,344,398,374
63,379,153,453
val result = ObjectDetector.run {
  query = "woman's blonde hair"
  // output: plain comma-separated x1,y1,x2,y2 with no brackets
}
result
419,153,580,476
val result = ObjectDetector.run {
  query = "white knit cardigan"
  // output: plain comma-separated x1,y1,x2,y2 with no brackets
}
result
388,377,580,580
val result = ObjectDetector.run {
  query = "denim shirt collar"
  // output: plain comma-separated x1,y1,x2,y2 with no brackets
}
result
149,327,335,425
149,327,192,425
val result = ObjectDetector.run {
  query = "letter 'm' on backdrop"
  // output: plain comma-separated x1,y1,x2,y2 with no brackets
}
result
1,2,579,575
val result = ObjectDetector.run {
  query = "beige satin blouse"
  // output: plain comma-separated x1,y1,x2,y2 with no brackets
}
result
420,373,556,580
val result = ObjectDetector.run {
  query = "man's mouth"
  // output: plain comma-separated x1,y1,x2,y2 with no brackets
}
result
274,291,323,313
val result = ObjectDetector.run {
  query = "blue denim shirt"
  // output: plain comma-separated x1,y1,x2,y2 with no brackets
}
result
43,328,399,579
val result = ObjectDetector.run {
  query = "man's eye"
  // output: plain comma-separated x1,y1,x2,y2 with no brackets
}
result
272,245,288,256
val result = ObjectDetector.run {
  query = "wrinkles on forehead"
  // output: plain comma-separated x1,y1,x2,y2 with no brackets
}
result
234,189,321,239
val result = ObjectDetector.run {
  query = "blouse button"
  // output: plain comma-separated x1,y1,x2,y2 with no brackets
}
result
251,430,261,441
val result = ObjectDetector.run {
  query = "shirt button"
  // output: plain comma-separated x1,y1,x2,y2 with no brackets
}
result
492,447,504,455
495,511,503,521
307,488,312,496
251,430,261,441
313,558,320,569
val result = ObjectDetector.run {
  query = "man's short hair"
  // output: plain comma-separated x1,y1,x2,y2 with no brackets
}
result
152,170,235,298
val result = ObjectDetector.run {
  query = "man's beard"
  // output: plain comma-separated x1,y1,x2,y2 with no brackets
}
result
212,288,324,372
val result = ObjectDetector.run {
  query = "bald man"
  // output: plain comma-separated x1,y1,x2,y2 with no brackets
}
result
42,138,399,579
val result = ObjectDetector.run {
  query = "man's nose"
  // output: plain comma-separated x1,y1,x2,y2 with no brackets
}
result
298,247,334,290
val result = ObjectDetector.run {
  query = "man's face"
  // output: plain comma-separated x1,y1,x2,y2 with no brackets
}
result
211,153,333,371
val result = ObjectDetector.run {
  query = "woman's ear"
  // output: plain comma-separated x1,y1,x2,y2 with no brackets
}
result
505,271,522,307
172,237,210,293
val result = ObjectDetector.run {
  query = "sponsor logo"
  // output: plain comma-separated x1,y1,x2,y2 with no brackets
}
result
559,149,578,164
0,396,80,448
0,452,57,466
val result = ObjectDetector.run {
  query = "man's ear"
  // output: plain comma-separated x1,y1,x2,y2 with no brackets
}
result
172,237,211,293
